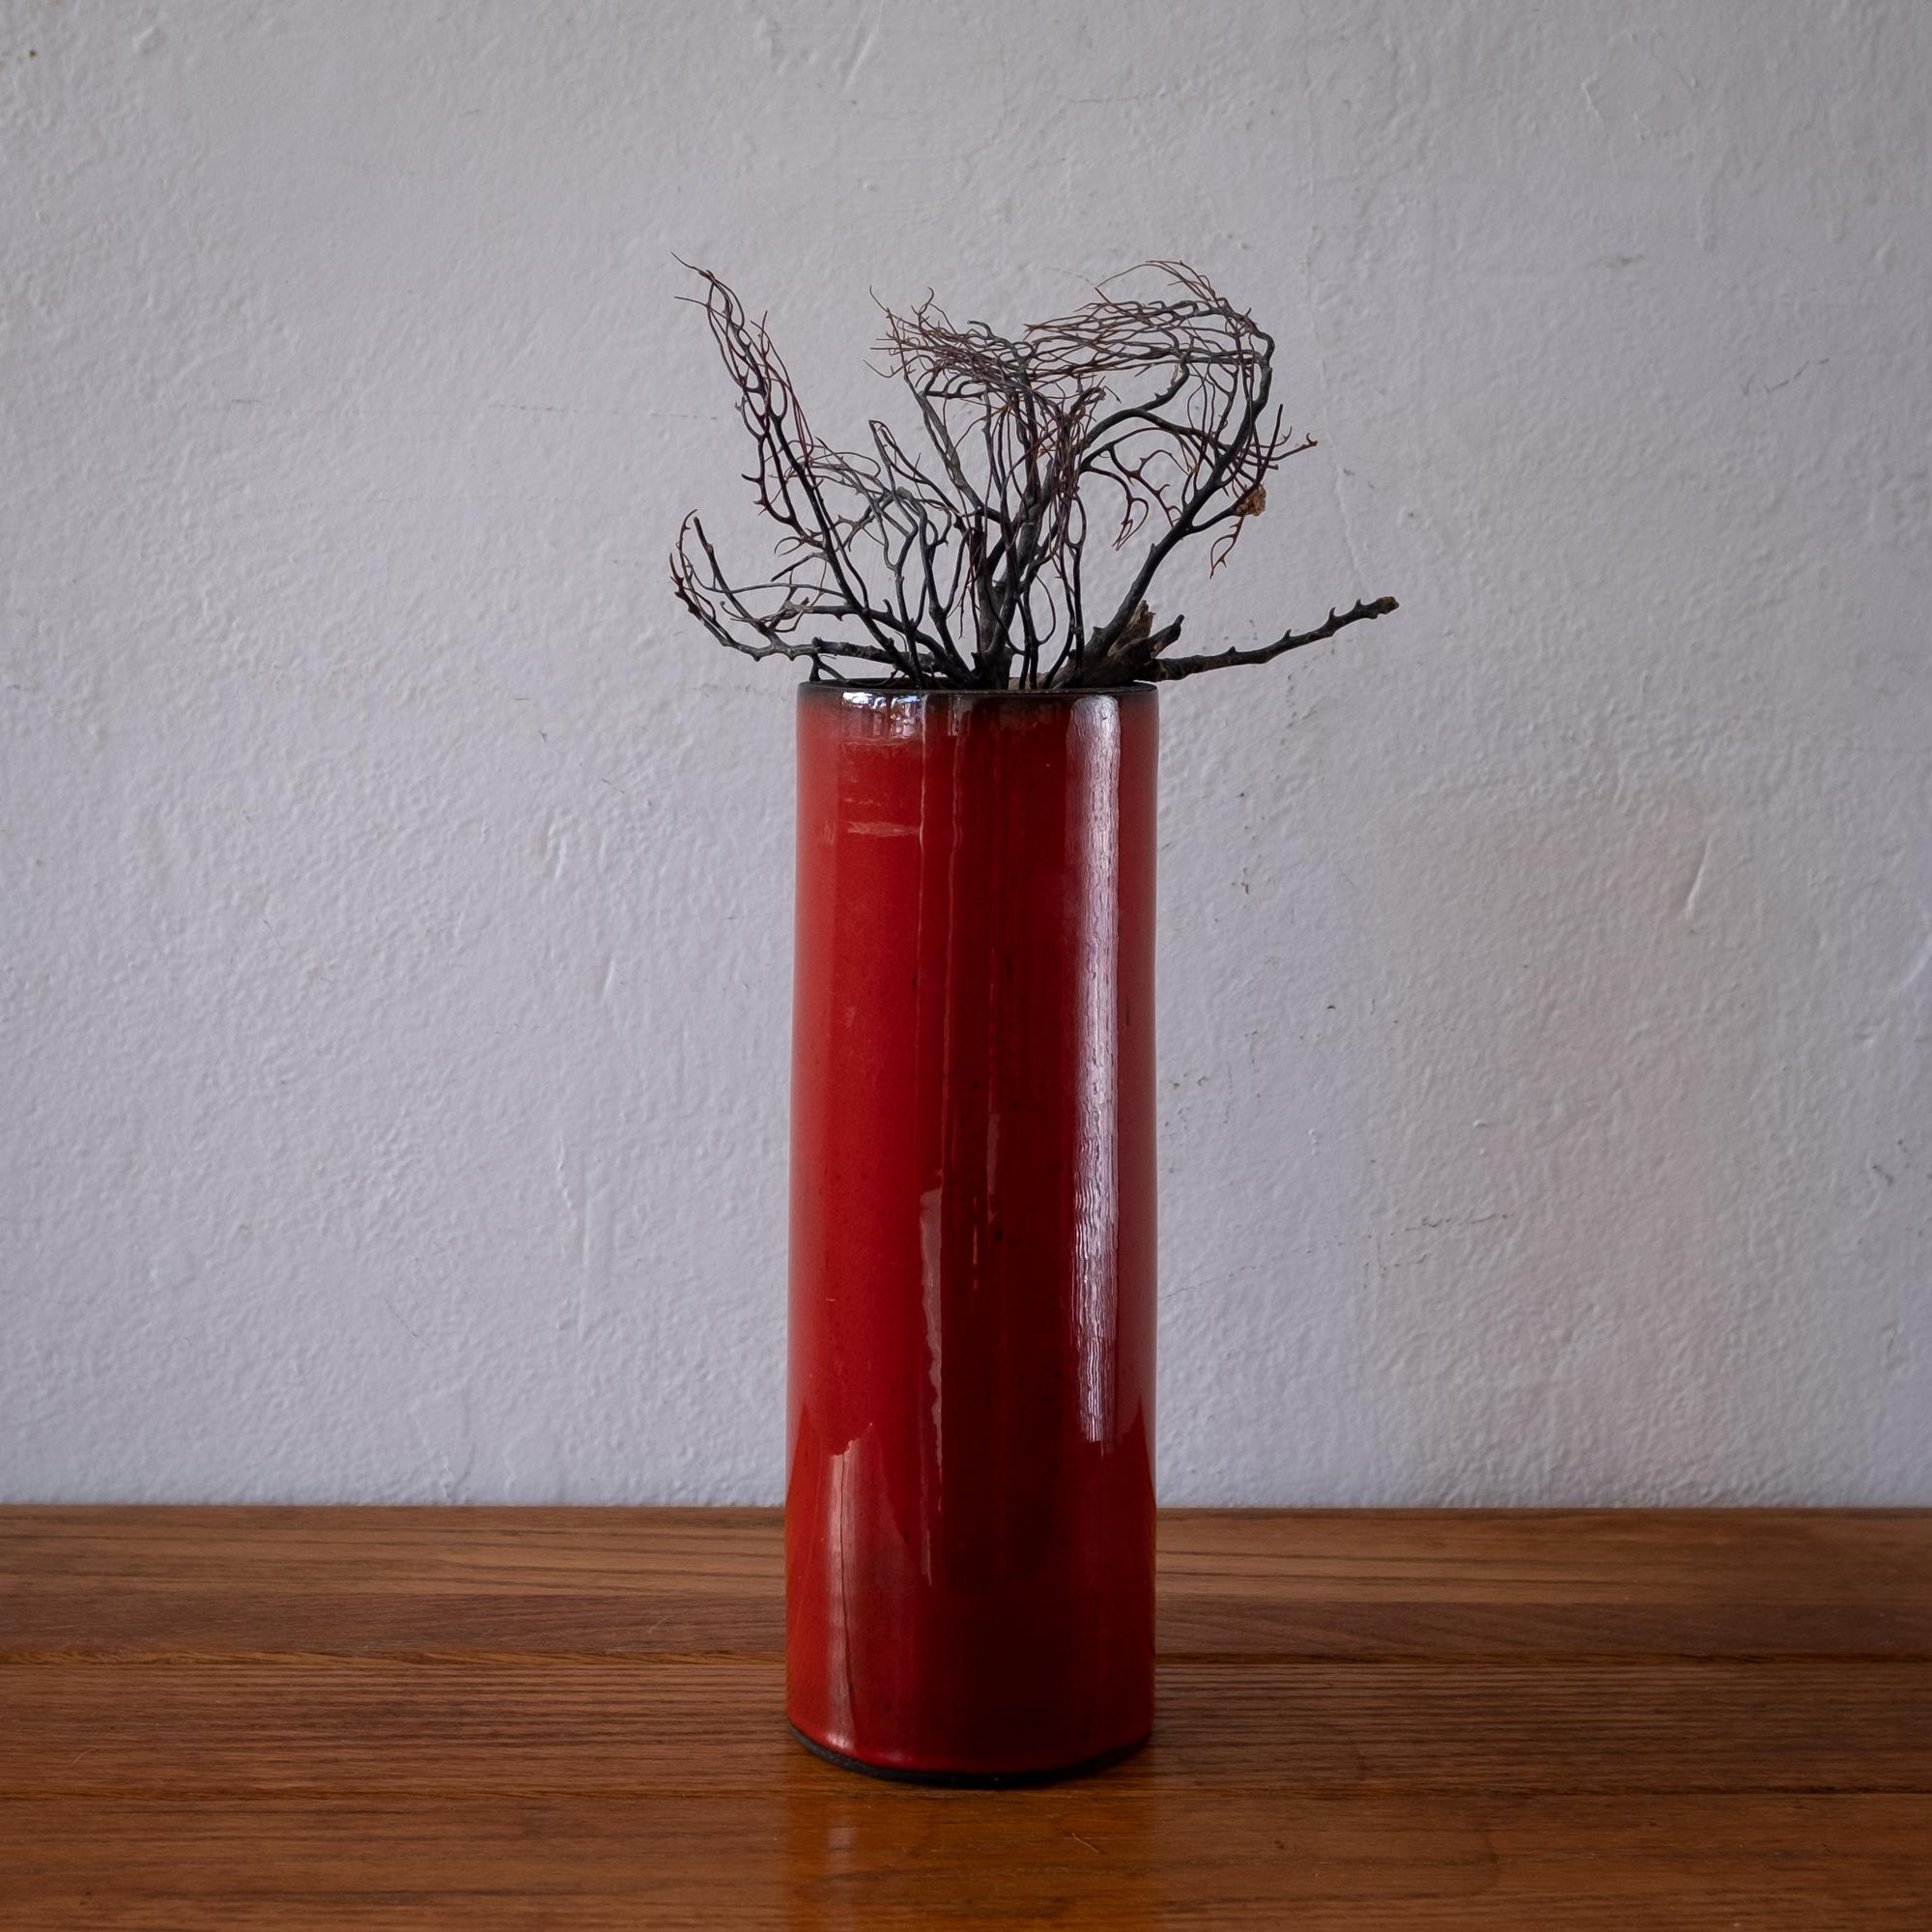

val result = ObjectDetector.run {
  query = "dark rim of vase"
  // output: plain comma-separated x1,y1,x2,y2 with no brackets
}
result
787,1721,1150,1788
798,679,1154,699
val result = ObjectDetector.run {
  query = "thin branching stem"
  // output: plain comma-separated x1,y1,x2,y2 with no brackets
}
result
670,262,1398,689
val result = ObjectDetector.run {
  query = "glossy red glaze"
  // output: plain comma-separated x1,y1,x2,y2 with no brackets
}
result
786,683,1157,1780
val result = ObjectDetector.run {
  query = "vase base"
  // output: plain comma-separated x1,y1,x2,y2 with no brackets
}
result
787,1721,1148,1788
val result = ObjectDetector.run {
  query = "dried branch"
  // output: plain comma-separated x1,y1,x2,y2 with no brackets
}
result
670,261,1399,689
1143,596,1400,681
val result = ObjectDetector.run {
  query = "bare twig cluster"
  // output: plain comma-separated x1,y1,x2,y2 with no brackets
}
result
670,262,1397,688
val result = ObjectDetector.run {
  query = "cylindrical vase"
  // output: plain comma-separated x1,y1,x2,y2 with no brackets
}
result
785,681,1157,1784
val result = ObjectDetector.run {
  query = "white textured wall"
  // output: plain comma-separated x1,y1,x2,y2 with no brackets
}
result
4,0,1927,1505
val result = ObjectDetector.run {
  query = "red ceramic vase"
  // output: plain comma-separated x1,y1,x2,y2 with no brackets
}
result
786,682,1158,1783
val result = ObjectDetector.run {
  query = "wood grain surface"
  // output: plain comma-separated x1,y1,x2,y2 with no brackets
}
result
3,1508,1928,1926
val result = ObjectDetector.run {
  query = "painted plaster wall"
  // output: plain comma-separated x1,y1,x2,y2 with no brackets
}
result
4,0,1927,1503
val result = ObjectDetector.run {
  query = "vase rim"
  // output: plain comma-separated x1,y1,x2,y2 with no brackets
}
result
798,680,1155,701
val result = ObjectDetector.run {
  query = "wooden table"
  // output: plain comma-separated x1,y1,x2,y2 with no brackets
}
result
3,1509,1929,1926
